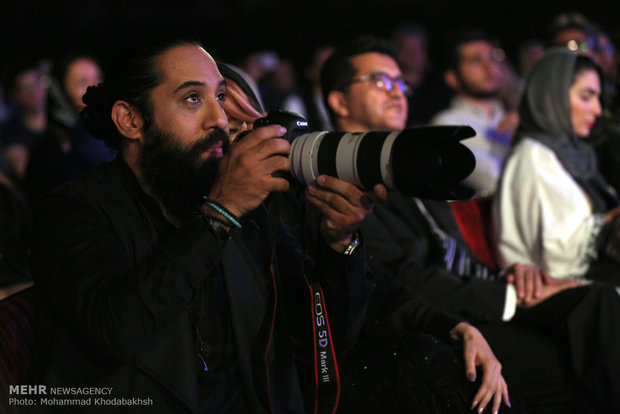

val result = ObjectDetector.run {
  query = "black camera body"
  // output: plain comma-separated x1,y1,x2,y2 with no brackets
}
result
252,109,477,200
253,109,310,142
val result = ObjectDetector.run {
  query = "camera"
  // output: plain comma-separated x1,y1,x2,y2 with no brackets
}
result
253,110,477,200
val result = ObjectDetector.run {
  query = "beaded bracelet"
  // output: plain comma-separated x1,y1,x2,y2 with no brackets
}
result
202,196,243,229
194,210,231,246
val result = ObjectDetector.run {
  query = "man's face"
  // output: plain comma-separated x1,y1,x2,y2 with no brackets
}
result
341,52,408,131
14,69,48,112
138,44,231,218
454,41,501,99
147,44,229,160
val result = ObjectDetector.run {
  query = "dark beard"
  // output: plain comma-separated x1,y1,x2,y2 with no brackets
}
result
457,72,498,100
139,126,230,220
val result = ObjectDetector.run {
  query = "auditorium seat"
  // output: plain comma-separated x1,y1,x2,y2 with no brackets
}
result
449,196,499,269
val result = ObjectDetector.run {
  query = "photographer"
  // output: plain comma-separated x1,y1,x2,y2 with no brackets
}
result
30,40,385,413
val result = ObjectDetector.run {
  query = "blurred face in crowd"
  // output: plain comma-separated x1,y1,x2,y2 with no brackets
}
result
451,40,501,99
137,44,230,218
64,58,103,110
553,28,593,56
335,52,408,131
395,33,428,83
569,68,602,138
13,68,48,112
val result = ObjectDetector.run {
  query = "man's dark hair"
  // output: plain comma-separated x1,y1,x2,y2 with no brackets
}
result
443,28,493,72
320,36,398,127
391,23,428,47
80,39,201,150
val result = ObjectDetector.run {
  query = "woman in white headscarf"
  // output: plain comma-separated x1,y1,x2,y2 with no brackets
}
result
494,49,620,285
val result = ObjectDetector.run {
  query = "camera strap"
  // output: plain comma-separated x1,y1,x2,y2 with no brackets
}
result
308,281,340,414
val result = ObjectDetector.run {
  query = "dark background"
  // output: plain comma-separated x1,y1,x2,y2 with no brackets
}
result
1,0,618,71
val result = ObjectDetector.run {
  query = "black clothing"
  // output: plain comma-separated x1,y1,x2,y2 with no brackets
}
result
0,114,44,150
0,181,31,287
363,195,507,322
30,158,370,413
405,70,453,127
25,119,115,203
361,192,620,413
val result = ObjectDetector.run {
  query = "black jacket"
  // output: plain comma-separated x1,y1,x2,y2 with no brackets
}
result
30,158,370,413
361,192,507,322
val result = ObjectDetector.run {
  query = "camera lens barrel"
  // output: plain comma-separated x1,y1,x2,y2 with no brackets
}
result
290,131,400,191
289,128,476,199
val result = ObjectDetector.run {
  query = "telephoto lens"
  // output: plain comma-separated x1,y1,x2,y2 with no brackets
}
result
254,110,477,200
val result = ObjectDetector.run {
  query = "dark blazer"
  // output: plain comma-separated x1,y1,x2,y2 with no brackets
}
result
361,192,507,322
30,158,370,413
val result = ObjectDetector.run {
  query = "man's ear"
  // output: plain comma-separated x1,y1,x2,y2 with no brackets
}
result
111,101,144,141
327,90,349,119
444,70,459,91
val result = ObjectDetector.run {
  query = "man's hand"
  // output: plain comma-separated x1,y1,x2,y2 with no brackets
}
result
497,111,519,135
504,263,582,307
206,124,291,218
450,322,510,414
305,175,387,253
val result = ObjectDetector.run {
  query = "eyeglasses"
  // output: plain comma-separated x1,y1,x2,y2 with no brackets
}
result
345,72,411,96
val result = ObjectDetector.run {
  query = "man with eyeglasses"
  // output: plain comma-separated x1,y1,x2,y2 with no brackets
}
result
321,41,410,133
431,28,516,196
320,35,522,414
321,34,620,414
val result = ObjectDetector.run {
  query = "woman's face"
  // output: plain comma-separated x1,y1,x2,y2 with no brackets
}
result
569,68,602,138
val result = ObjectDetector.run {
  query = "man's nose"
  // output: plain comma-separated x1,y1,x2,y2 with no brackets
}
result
204,100,228,131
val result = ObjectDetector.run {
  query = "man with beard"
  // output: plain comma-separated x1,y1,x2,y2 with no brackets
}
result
28,40,384,413
431,29,518,196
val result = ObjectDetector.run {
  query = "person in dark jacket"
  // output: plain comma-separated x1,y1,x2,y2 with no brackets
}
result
30,39,387,414
219,61,517,414
321,35,620,413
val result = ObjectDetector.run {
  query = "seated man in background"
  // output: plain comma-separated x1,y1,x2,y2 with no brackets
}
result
321,34,620,413
219,61,518,414
431,29,518,196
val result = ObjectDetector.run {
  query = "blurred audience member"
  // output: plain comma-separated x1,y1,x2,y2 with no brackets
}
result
545,12,597,55
24,53,115,202
283,45,334,130
0,59,50,183
392,23,452,126
431,28,517,196
516,39,545,77
242,50,279,83
259,58,299,112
